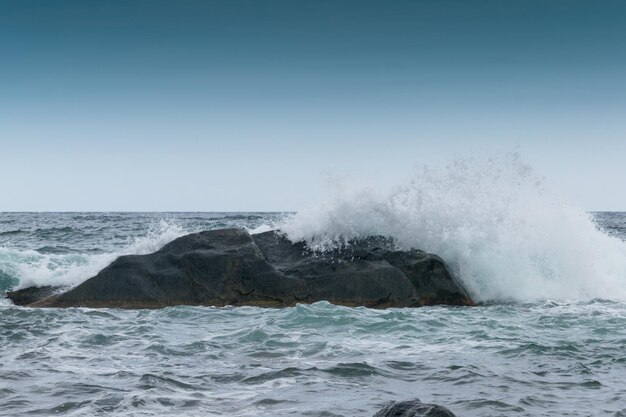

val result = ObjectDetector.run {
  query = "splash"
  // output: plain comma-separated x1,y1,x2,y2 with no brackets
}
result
0,220,187,291
280,153,626,302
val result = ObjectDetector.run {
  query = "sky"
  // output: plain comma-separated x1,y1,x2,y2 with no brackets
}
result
1,0,625,211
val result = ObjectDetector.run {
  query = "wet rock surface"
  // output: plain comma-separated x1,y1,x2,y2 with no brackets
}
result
5,285,65,306
373,399,457,417
8,228,472,308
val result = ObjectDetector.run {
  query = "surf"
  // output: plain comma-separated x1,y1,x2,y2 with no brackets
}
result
280,153,626,303
0,219,188,292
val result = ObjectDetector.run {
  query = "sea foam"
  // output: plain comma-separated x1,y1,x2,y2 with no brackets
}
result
0,220,187,291
280,153,626,302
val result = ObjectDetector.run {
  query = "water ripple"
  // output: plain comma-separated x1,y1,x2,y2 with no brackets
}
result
1,300,626,416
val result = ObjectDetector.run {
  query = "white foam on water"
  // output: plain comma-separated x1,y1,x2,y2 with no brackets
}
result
280,153,626,302
1,219,187,291
247,223,276,235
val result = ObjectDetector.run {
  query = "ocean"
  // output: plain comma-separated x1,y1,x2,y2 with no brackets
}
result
1,211,626,416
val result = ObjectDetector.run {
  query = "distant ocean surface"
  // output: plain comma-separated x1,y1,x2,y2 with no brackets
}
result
2,212,626,416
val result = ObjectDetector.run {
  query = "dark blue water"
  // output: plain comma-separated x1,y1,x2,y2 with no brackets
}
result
1,212,626,416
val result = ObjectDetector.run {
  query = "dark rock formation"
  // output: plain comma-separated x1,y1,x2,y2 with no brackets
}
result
5,285,65,306
9,228,472,308
373,399,457,417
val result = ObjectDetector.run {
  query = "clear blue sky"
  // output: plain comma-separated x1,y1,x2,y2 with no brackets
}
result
1,0,625,211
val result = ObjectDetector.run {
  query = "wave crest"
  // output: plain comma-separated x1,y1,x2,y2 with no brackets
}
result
280,153,626,302
0,220,187,292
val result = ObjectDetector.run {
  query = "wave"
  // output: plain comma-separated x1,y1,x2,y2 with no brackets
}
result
0,220,188,292
0,229,25,237
280,153,626,303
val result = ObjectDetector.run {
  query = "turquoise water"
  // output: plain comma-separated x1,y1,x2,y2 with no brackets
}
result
2,213,626,416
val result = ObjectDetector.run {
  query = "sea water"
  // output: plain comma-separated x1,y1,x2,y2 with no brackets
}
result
2,157,626,416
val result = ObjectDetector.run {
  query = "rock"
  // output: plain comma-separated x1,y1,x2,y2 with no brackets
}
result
5,285,65,306
22,228,472,308
373,399,457,417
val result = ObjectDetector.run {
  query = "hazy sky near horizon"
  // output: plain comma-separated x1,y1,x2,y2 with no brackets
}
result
1,0,625,211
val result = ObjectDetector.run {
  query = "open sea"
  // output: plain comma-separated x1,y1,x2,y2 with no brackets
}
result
2,211,626,416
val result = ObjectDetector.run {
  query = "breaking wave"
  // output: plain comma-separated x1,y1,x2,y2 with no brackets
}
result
0,220,187,292
280,153,626,302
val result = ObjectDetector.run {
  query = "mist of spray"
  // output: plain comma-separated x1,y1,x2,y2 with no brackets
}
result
281,153,626,302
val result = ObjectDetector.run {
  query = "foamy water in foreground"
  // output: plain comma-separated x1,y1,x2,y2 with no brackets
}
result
2,300,626,417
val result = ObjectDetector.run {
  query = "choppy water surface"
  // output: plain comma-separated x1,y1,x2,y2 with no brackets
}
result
1,212,626,416
2,301,626,417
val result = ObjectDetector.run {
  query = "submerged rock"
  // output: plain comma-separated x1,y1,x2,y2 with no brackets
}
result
5,285,65,306
373,399,457,417
12,228,472,308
